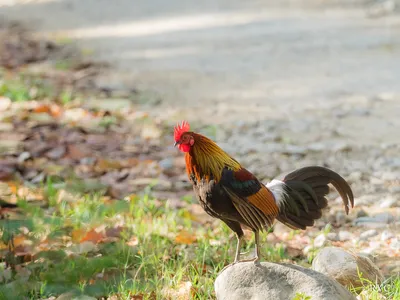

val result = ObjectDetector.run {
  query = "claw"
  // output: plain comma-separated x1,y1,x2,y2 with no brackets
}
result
220,231,262,273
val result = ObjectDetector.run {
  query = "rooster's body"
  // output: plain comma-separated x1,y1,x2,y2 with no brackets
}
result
174,121,354,263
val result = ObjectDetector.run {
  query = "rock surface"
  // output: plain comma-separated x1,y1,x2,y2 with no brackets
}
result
312,247,383,290
215,261,356,300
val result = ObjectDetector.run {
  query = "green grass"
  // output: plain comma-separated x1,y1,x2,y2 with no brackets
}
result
352,275,400,300
0,179,289,299
0,69,77,103
0,179,398,299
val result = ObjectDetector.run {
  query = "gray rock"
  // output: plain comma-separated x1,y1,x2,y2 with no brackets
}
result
336,211,347,226
374,212,395,223
327,232,339,241
359,229,379,241
354,212,395,227
313,234,327,248
379,195,398,208
215,262,355,300
381,230,394,241
338,231,354,241
312,247,383,290
355,195,379,206
381,171,400,181
390,238,400,250
356,209,368,218
159,158,174,170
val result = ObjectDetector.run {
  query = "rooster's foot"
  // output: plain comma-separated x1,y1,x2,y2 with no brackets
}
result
220,256,260,273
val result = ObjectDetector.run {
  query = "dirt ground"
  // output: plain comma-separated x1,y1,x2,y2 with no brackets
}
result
0,0,399,281
1,0,400,147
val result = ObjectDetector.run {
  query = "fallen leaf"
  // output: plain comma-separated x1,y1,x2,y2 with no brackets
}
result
175,231,197,245
71,228,85,243
66,144,91,160
0,140,22,155
0,97,11,111
80,228,105,244
12,235,28,248
0,163,15,181
67,241,97,254
105,226,124,238
94,159,123,173
126,237,139,247
45,146,66,159
33,104,51,114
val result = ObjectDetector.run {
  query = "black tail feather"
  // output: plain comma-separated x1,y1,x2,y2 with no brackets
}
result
268,166,354,230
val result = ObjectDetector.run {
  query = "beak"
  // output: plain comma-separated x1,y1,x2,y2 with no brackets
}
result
174,141,180,147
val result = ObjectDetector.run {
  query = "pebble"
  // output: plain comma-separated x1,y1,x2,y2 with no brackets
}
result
17,151,31,163
356,209,368,218
360,241,381,255
303,245,313,255
312,247,383,289
379,195,398,208
359,229,378,241
389,186,400,194
381,230,394,241
159,158,174,170
355,195,378,206
338,231,353,241
327,232,338,241
381,171,400,181
313,234,327,248
354,213,394,227
390,238,400,251
336,211,346,226
80,157,97,165
374,212,395,223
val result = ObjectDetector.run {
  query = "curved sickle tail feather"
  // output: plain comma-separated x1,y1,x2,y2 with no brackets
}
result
267,166,354,230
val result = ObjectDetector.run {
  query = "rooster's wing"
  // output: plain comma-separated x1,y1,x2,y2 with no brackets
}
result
220,168,279,231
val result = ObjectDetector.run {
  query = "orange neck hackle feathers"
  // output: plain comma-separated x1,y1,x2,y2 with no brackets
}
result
174,121,241,181
185,134,241,182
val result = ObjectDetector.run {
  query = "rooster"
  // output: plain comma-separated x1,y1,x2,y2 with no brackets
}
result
174,121,354,264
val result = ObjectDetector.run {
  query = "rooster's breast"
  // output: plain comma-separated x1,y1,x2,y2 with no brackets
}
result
192,178,243,222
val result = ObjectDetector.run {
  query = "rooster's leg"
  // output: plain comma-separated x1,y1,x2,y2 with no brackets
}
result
253,230,260,263
219,220,244,272
233,234,243,263
231,230,260,264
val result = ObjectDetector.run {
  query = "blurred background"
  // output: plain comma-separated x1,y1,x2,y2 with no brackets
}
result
0,0,399,299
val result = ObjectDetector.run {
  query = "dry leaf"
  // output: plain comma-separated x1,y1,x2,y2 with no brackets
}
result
12,234,28,248
0,97,11,111
130,295,144,300
175,231,197,245
7,181,18,194
126,237,139,247
33,104,51,114
95,159,123,172
80,228,105,244
67,144,91,160
105,226,124,238
67,241,97,254
71,228,86,243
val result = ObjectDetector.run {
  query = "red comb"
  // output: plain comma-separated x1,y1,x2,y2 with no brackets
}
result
174,120,190,141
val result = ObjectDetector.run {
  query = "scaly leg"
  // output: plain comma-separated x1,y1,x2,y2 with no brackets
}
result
220,232,243,273
219,219,245,273
253,230,260,263
233,233,243,263
234,230,261,264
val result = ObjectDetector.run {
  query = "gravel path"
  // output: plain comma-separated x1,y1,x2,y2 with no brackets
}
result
1,0,400,144
0,0,399,277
